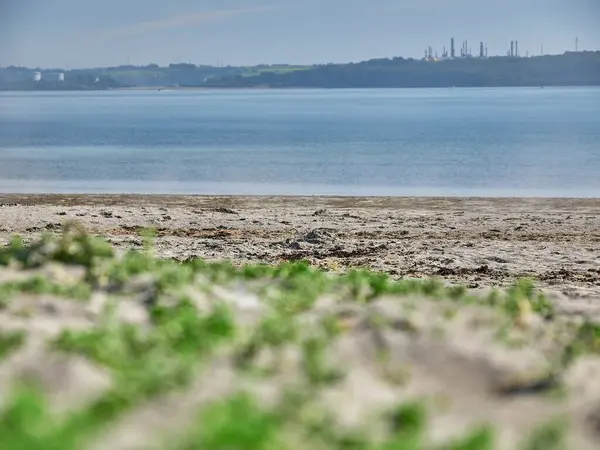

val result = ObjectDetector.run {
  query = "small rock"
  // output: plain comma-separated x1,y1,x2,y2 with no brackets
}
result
298,228,339,245
476,265,490,274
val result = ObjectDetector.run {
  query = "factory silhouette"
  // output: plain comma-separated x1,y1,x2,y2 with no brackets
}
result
422,37,582,61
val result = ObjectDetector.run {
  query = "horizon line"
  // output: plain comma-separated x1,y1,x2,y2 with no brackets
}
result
2,49,599,72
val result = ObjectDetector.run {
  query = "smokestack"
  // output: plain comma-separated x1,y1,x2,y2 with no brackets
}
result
451,38,455,58
515,41,519,57
510,41,514,57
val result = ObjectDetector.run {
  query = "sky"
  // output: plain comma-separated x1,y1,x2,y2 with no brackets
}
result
1,0,599,68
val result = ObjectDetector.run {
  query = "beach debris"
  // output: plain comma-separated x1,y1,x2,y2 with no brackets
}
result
214,207,238,215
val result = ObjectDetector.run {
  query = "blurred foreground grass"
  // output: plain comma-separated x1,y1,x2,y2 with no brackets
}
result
0,223,598,449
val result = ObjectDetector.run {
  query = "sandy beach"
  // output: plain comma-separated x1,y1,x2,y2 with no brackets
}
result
1,194,599,298
2,194,600,448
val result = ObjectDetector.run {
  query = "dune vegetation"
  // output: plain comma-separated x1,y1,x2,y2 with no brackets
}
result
1,223,600,449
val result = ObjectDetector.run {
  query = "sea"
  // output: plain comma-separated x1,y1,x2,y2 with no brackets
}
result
1,87,599,197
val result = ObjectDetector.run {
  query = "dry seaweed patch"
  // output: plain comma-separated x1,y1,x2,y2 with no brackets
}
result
105,226,283,240
1,227,600,449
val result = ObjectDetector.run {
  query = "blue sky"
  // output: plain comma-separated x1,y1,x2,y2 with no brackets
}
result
1,0,599,68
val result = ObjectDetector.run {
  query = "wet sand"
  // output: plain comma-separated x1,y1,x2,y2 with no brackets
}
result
1,195,599,298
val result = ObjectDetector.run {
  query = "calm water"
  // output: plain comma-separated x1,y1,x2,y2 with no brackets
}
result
1,88,599,197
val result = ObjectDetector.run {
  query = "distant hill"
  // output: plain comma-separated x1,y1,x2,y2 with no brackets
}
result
2,52,599,90
79,64,309,87
0,64,310,90
204,51,600,88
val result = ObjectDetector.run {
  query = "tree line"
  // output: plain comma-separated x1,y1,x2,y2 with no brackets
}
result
204,52,600,88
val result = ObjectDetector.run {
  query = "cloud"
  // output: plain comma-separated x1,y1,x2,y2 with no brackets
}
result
102,5,276,40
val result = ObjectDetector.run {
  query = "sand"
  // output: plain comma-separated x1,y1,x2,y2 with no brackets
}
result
1,194,599,300
2,194,600,448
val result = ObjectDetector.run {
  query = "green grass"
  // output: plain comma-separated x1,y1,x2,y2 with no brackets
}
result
0,226,592,449
0,330,25,359
0,276,92,304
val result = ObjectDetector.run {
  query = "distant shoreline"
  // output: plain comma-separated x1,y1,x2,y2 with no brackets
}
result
2,83,600,93
114,84,600,91
2,194,599,208
1,85,599,93
3,51,598,90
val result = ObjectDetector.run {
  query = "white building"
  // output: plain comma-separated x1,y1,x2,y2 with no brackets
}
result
36,72,65,82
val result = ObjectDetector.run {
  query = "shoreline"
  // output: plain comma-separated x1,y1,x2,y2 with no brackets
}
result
2,193,600,208
3,85,600,93
1,194,599,298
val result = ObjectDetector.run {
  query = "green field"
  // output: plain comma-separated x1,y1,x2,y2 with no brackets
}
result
241,66,312,77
